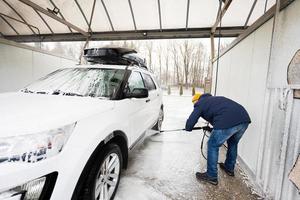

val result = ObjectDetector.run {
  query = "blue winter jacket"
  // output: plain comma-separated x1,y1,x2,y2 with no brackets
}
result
185,93,251,131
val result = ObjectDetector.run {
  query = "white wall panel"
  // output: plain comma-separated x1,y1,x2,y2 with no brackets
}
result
213,21,273,172
0,40,76,92
212,1,300,199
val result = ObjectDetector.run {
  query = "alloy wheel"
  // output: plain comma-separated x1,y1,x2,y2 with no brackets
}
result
94,153,120,200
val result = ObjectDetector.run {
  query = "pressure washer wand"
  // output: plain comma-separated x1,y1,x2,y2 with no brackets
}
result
160,126,204,133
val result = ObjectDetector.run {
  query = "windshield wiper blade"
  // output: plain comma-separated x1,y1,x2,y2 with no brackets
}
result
21,88,34,93
63,92,83,97
52,90,83,97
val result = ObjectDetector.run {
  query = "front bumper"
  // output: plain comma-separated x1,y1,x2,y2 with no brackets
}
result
0,172,57,200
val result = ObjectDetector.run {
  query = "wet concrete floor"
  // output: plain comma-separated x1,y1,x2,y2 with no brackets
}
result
115,95,258,200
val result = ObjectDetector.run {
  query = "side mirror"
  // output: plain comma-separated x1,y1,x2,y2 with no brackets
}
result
125,88,149,99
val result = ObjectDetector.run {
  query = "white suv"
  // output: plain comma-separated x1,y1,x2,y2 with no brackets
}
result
0,48,164,200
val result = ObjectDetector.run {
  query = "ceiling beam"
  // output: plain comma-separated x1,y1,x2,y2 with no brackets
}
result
74,0,90,31
244,0,258,27
128,0,137,31
101,0,114,31
0,12,40,34
0,15,19,35
3,0,36,34
33,9,54,34
49,0,72,33
185,0,190,30
88,0,97,33
18,0,89,37
211,0,232,34
157,0,162,31
4,26,246,42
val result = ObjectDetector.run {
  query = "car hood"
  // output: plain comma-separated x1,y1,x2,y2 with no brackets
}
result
0,92,115,137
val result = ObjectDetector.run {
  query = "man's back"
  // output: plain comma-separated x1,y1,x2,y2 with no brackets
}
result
186,94,251,130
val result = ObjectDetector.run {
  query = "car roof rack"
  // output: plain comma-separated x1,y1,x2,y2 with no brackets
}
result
83,47,148,70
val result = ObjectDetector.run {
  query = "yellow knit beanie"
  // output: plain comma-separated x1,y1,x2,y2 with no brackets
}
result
192,92,202,104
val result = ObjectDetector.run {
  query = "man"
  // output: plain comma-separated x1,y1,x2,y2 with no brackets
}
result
186,93,251,185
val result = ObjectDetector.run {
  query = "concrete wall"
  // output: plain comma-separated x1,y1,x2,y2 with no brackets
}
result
0,38,77,92
212,1,300,199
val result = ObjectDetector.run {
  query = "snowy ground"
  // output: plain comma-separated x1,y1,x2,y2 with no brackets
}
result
115,94,257,200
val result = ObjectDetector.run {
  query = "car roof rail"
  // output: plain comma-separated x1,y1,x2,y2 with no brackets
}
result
83,47,148,70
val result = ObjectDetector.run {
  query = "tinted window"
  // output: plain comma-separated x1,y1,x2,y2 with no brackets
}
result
127,71,145,92
142,73,156,91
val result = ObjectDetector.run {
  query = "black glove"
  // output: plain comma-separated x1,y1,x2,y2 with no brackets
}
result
202,126,213,132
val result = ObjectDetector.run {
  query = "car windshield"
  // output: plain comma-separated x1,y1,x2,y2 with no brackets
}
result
22,68,126,98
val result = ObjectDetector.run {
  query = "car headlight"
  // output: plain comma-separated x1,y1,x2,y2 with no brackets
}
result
0,123,76,164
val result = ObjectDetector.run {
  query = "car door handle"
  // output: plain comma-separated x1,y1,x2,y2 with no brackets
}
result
146,99,150,103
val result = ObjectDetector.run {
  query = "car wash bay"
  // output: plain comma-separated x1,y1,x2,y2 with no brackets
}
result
1,0,300,199
115,94,257,200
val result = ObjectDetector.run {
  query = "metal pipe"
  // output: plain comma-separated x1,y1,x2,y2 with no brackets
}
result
18,0,89,37
244,0,258,28
49,0,73,33
74,0,90,31
128,0,137,30
0,13,40,35
101,0,114,31
88,0,97,33
185,0,190,30
0,15,19,35
3,0,36,34
33,9,54,34
262,88,277,192
255,88,271,182
275,89,293,199
157,0,162,31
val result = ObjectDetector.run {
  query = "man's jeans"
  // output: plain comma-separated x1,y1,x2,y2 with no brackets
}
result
207,123,249,178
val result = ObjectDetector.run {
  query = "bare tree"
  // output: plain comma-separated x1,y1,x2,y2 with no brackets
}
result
157,44,163,84
171,42,181,85
145,41,153,71
180,40,193,89
165,46,170,85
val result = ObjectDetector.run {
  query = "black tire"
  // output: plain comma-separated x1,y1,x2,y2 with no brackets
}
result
152,107,164,132
75,143,123,200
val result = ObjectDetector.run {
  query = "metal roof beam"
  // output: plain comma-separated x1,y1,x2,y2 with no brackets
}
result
211,0,232,34
49,0,72,33
157,0,162,31
2,0,36,34
0,12,40,34
0,15,19,35
101,0,114,31
88,0,97,33
128,0,137,31
33,9,54,34
18,0,89,37
4,26,246,42
244,0,258,27
74,0,90,32
185,0,190,30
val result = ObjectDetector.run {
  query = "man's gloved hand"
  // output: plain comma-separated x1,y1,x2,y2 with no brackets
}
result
202,126,213,132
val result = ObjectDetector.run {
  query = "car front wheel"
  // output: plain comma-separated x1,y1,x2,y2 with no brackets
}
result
77,143,122,200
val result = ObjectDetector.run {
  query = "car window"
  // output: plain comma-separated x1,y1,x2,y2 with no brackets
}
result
127,71,145,92
142,73,157,91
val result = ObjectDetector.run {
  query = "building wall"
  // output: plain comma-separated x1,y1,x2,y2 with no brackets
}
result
0,39,77,92
212,1,300,199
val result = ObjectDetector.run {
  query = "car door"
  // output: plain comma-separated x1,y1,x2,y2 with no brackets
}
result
141,72,161,128
124,71,148,144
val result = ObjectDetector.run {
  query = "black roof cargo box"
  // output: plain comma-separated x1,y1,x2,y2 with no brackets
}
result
83,47,147,69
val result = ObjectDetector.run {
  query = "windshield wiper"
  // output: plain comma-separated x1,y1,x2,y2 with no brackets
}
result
21,88,34,93
52,90,83,97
